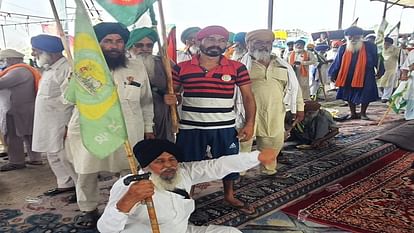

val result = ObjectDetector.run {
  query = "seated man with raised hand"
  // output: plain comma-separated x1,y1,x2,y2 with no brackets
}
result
97,139,275,233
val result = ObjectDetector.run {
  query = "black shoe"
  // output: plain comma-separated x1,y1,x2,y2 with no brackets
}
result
44,187,76,196
381,99,388,103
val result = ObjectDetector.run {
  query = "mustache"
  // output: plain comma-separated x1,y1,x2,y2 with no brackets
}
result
161,168,176,173
206,46,222,51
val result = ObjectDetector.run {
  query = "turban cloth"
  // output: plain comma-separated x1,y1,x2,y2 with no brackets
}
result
286,41,294,46
196,25,229,41
126,27,158,49
0,49,24,59
94,22,130,43
315,44,330,52
331,40,344,48
133,139,183,168
304,100,321,112
344,26,364,36
31,34,64,53
307,43,315,49
295,39,306,46
384,37,394,44
180,27,201,44
245,29,274,43
228,32,235,43
233,32,246,43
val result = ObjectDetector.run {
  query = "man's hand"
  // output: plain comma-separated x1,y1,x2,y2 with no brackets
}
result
258,148,276,166
237,124,254,142
144,133,155,139
116,180,155,213
164,93,178,106
293,111,305,124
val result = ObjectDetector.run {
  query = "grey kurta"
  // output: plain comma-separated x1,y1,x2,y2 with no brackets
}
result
149,56,174,142
0,66,36,136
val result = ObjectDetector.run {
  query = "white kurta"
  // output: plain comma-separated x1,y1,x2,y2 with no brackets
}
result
66,59,154,174
32,57,73,153
378,46,400,88
97,151,259,233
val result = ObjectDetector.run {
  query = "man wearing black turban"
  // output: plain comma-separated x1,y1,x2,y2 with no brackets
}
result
67,22,155,229
98,139,276,233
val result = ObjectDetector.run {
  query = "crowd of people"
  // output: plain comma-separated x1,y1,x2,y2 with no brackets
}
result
0,22,413,232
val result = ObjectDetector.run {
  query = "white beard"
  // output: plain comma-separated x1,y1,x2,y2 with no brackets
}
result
250,49,271,63
346,39,363,53
294,48,304,53
37,52,52,67
188,45,199,55
139,54,155,79
233,47,247,59
149,168,182,191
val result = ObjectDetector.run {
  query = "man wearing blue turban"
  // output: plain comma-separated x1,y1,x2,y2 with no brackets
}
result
31,34,78,203
65,22,155,229
329,26,385,120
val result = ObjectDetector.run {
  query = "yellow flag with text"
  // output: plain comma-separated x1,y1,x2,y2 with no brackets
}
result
65,0,127,158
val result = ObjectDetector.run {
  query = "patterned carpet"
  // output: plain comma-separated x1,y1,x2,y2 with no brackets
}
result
189,118,408,227
282,149,414,233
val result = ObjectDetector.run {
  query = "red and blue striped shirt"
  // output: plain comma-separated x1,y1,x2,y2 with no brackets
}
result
173,55,251,129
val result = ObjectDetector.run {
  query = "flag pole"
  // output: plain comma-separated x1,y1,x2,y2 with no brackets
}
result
156,0,179,134
123,140,160,233
377,105,391,126
49,0,73,66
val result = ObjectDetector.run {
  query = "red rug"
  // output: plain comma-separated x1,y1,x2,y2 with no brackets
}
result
283,149,414,233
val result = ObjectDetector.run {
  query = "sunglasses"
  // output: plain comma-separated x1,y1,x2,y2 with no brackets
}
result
134,43,154,49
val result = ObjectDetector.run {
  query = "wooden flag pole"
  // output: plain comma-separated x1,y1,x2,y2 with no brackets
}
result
123,140,160,233
377,105,392,126
54,0,160,231
49,0,73,66
157,0,179,133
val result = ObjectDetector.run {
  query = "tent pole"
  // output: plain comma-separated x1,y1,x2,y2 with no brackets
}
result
383,0,388,18
1,25,6,48
338,0,344,29
267,0,274,30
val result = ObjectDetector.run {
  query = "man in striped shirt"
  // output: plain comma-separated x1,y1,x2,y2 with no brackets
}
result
166,25,257,215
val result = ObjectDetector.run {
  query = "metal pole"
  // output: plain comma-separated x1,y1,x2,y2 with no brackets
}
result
268,0,274,30
1,25,6,48
383,0,388,18
338,0,344,29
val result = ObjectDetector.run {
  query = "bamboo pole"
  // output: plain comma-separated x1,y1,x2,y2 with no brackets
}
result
49,0,73,66
157,0,179,134
377,105,391,126
123,140,160,233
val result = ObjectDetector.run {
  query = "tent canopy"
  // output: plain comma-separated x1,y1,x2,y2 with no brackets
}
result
371,0,414,8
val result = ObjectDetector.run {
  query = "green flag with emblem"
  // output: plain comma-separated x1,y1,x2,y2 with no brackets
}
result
65,0,128,158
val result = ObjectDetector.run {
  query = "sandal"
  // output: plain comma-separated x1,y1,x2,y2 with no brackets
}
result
74,209,99,229
0,163,26,172
26,160,43,165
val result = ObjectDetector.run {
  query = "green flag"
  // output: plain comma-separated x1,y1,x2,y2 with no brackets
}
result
66,0,128,158
375,18,389,55
96,0,156,26
389,80,409,114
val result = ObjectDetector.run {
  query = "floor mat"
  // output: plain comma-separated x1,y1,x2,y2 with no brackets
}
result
282,149,414,233
377,121,414,151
